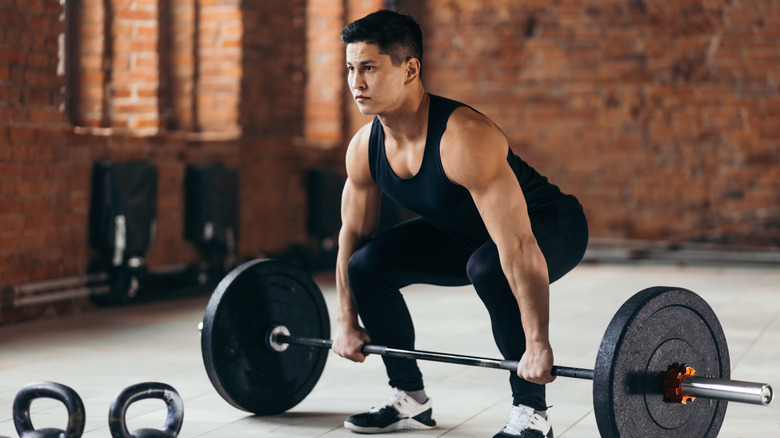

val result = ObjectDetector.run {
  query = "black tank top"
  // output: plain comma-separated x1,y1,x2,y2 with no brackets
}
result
368,94,566,247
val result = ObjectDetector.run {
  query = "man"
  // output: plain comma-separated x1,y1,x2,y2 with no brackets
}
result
332,10,588,437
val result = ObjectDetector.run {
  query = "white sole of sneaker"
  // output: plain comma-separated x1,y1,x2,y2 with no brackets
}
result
344,417,436,434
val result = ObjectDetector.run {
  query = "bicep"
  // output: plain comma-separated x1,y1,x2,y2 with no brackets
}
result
340,176,381,239
341,124,381,240
470,166,535,248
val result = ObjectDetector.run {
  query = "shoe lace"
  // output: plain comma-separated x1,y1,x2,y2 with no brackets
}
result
368,388,407,413
502,405,550,436
501,405,535,435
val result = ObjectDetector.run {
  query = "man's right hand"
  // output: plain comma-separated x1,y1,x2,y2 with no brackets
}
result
333,323,371,362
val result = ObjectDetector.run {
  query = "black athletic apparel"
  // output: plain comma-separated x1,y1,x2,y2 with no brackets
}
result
368,94,565,249
349,93,588,410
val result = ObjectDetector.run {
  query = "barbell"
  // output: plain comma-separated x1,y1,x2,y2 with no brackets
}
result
199,259,773,437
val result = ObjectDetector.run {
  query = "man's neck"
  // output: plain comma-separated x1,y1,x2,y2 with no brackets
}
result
378,87,429,144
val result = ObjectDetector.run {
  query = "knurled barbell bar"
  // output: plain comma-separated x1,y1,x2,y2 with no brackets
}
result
199,259,774,438
266,326,772,406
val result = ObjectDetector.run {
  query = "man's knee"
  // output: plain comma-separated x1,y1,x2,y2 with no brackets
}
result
347,244,382,297
466,257,491,289
466,252,508,301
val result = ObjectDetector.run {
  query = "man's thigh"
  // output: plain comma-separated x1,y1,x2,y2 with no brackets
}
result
355,217,474,289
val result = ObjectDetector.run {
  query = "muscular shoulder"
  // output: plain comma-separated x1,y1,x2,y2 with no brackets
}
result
345,121,375,186
440,106,509,189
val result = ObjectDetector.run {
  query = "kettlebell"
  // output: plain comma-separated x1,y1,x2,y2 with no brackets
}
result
108,382,184,438
13,381,85,438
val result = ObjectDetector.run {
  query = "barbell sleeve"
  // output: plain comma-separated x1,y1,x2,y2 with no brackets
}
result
681,376,773,406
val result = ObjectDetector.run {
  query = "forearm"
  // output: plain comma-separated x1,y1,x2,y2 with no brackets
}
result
333,225,374,362
335,228,368,328
501,236,551,346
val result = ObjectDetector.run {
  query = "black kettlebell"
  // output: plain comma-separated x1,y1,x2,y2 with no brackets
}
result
13,382,85,438
108,382,184,438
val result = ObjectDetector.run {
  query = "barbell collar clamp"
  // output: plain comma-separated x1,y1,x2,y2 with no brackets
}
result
266,325,291,352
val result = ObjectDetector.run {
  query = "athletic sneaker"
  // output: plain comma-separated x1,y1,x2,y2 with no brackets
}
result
344,388,436,433
493,405,553,438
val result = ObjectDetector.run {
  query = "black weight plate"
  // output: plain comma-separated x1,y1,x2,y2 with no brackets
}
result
594,287,730,438
201,259,330,415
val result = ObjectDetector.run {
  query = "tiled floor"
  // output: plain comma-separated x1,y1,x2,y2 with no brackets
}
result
0,263,778,437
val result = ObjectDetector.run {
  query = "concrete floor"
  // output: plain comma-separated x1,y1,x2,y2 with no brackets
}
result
0,263,777,437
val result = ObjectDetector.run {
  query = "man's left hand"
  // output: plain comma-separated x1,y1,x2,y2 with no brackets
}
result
517,342,556,385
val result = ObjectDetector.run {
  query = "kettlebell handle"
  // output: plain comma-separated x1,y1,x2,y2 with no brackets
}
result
13,382,85,438
109,382,184,438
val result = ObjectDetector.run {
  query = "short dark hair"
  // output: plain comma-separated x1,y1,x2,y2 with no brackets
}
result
340,10,423,66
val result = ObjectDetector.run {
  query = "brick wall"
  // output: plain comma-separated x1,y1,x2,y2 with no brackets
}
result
0,0,318,323
0,0,778,323
407,0,780,246
1,0,70,289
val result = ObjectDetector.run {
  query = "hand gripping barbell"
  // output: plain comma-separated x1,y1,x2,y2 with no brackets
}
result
199,259,774,438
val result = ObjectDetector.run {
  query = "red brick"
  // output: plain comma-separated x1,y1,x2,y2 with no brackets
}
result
134,56,158,69
115,9,156,21
0,47,27,64
9,128,38,144
0,163,19,179
136,24,158,37
28,107,63,125
112,87,132,98
0,235,23,254
136,87,157,98
20,163,48,180
0,199,22,214
200,9,242,21
133,118,159,129
114,103,157,114
23,89,52,105
112,71,157,83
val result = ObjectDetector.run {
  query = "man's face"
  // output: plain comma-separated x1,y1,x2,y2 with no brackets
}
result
346,42,409,115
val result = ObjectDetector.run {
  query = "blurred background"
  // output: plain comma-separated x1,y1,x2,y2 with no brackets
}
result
0,0,778,324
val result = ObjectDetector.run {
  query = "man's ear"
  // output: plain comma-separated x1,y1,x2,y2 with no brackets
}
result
404,58,421,84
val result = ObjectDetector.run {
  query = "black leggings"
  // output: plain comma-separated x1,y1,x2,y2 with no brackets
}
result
347,199,588,410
